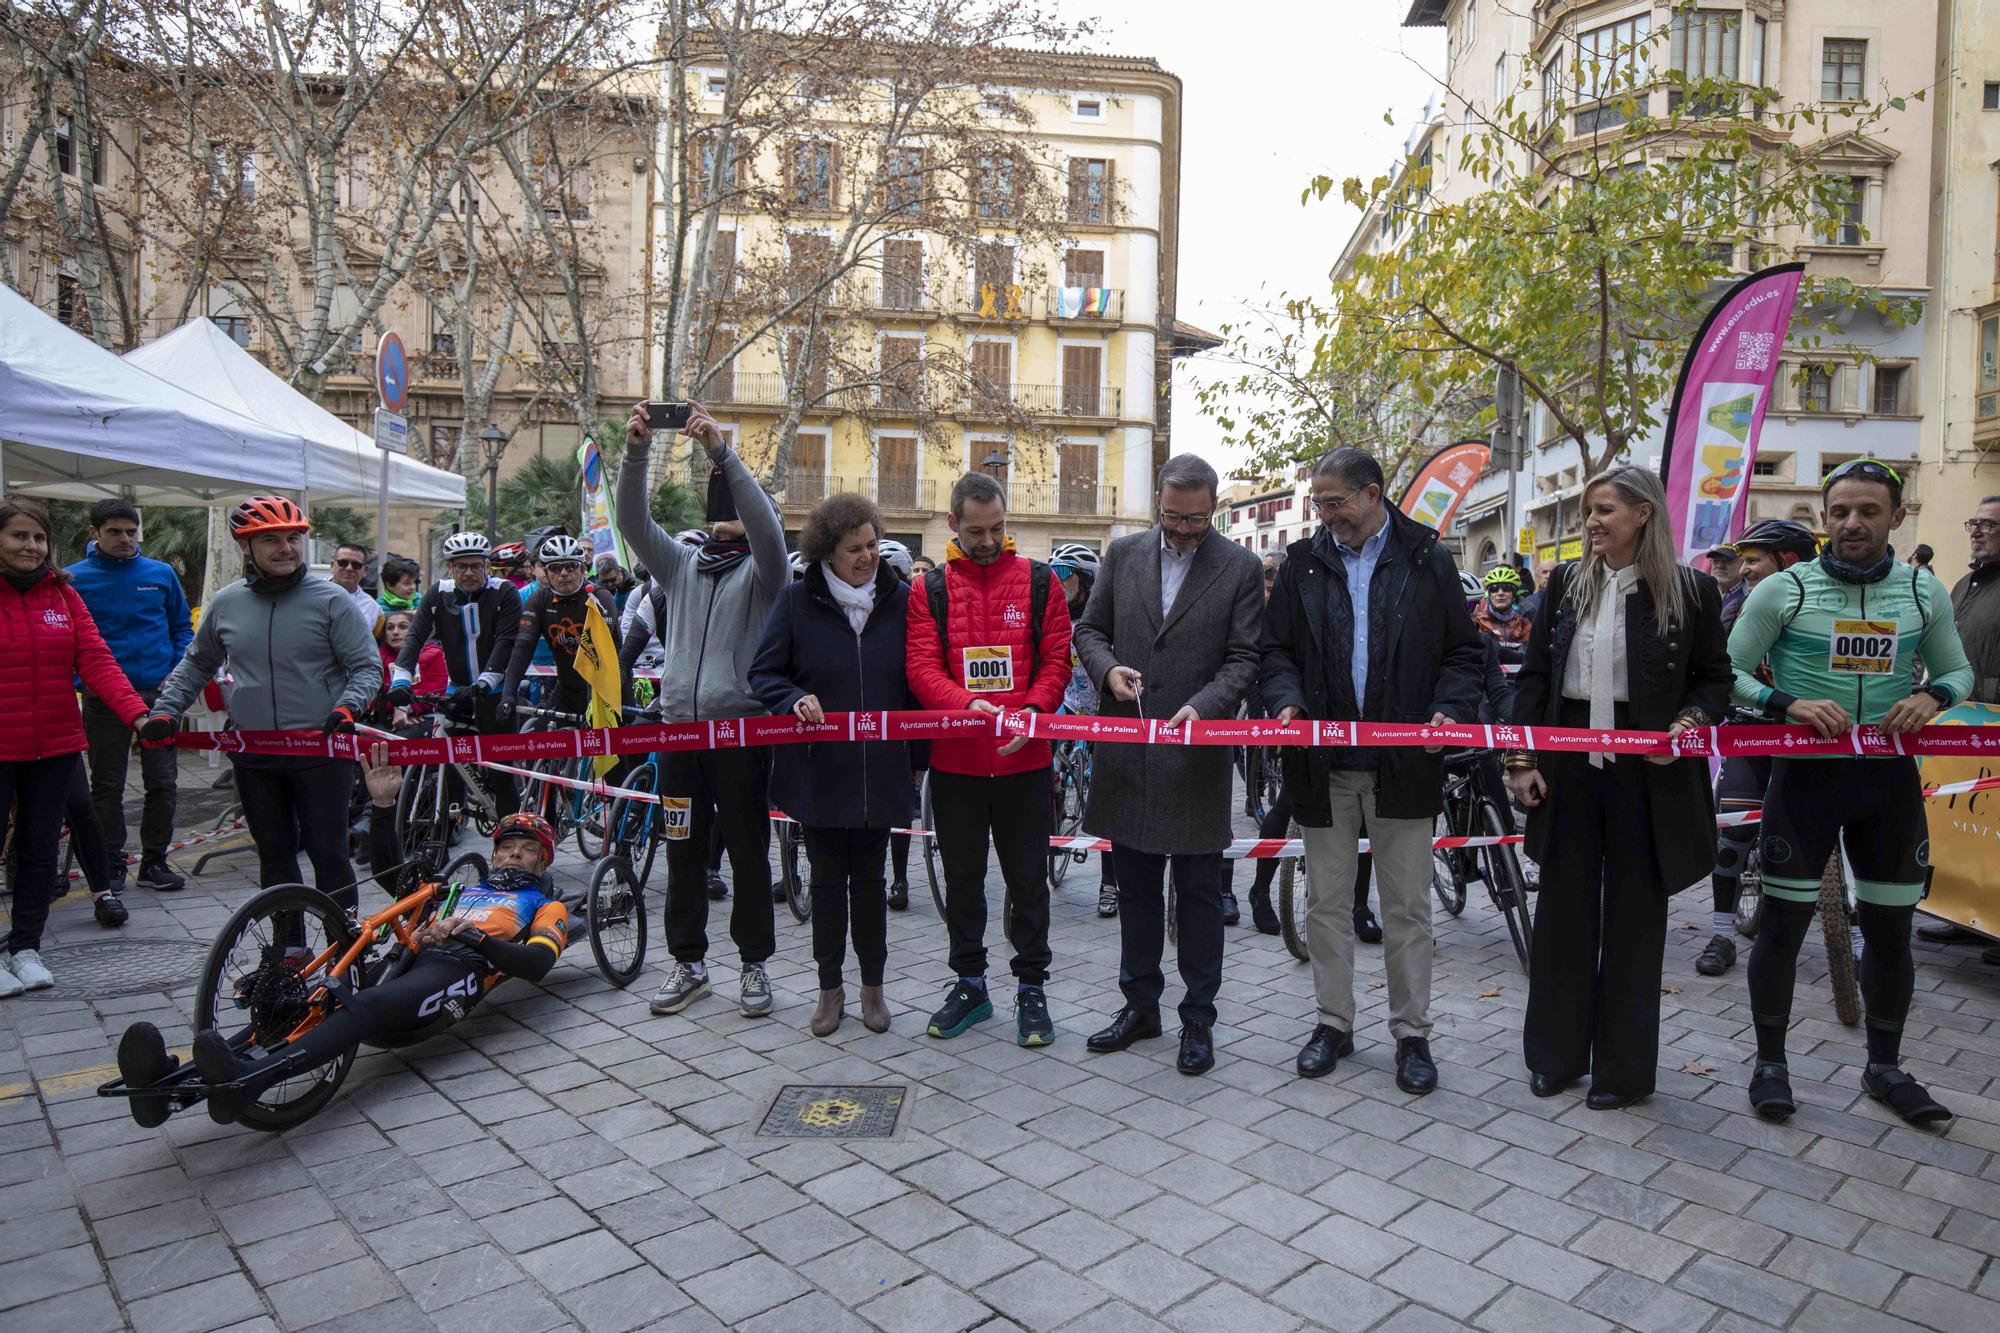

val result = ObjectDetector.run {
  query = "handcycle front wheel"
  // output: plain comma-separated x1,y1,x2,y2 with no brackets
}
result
606,763,660,889
440,851,489,889
194,884,362,1133
780,821,809,923
587,855,648,988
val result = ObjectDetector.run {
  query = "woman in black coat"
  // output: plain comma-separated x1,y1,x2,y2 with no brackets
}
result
750,494,912,1037
1506,465,1732,1109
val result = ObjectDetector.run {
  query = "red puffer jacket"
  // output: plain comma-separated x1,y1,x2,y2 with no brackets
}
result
905,547,1070,777
0,570,148,761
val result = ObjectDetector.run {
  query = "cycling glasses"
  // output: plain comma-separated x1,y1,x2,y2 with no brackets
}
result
543,560,586,575
1822,458,1902,489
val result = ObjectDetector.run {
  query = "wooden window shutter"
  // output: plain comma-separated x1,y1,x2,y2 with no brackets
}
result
877,435,917,507
1062,345,1102,414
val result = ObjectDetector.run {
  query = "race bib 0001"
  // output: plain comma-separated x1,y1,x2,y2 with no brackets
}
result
962,646,1014,693
662,796,692,841
1829,619,1897,675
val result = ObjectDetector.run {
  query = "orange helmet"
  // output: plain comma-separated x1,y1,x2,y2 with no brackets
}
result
492,811,556,864
230,496,310,538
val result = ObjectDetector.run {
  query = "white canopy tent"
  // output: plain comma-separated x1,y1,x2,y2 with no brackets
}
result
0,281,309,503
123,319,466,509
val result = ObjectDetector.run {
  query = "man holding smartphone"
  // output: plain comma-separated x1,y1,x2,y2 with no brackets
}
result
618,400,791,1020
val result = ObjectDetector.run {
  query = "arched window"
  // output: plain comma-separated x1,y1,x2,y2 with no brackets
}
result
1478,539,1499,571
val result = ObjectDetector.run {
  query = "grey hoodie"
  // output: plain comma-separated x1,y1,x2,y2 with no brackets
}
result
615,438,787,722
154,572,383,732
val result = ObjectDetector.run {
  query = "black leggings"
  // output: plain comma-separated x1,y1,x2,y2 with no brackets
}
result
4,754,82,953
63,759,113,897
1748,897,1916,1066
246,953,482,1097
232,757,359,913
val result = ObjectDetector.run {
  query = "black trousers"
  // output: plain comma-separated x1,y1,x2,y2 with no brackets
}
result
232,757,358,913
930,767,1052,985
246,953,482,1095
804,826,890,989
82,687,177,865
4,754,82,953
63,761,112,896
1112,846,1224,1026
1522,731,1670,1098
662,747,775,965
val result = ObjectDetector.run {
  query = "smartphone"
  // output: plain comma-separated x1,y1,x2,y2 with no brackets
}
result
647,400,693,431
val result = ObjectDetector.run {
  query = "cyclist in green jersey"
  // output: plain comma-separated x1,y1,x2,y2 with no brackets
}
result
1725,458,1971,1126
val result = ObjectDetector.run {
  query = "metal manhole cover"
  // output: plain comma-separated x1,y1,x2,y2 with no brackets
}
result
756,1084,908,1139
31,939,208,999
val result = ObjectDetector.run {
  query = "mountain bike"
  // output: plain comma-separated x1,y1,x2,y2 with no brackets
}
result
1049,738,1091,888
513,704,611,857
394,695,511,876
1429,750,1532,969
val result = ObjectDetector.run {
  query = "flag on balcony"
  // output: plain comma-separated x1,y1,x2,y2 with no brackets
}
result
1056,287,1114,319
578,435,626,571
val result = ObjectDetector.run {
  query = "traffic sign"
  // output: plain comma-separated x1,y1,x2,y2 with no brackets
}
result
375,331,408,413
373,408,408,454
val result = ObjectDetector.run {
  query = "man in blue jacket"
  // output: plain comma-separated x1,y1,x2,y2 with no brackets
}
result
67,500,194,893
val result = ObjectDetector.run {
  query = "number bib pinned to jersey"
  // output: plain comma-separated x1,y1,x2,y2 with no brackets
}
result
662,796,692,841
962,646,1014,693
1829,619,1898,675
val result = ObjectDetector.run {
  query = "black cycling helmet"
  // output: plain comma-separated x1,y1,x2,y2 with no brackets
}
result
1734,518,1819,567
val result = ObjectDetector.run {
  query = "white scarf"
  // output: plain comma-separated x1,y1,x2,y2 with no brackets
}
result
823,562,876,635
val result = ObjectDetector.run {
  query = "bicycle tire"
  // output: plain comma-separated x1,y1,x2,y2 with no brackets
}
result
1430,815,1468,916
922,773,945,918
1477,801,1532,971
780,822,809,923
571,758,611,861
1244,748,1269,823
395,764,447,873
440,851,489,889
193,883,359,1132
1278,820,1310,963
1820,850,1861,1027
1049,750,1084,888
587,855,647,988
1733,847,1764,938
608,763,660,888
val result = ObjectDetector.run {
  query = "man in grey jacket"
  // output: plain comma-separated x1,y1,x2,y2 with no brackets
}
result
144,497,381,911
1074,455,1264,1076
617,402,790,1018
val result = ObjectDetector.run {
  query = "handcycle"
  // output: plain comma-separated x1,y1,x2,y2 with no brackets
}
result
96,851,491,1131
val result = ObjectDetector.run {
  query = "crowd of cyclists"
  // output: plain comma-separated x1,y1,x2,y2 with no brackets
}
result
0,412,1986,1136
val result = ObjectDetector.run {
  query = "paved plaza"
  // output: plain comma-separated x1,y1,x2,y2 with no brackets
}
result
2,766,1998,1332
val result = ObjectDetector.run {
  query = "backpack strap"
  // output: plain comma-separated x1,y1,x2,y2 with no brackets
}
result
1025,560,1050,687
1780,569,1807,629
924,567,950,658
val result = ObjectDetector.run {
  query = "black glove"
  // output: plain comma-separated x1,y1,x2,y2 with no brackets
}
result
494,696,516,722
136,712,177,744
442,692,478,725
386,684,415,710
321,705,356,734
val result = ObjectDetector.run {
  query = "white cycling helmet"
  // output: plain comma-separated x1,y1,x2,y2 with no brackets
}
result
539,534,589,566
787,550,811,579
1050,542,1100,580
1458,570,1482,599
876,538,913,578
442,531,491,560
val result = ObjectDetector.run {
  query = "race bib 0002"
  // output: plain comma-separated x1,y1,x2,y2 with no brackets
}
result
1829,619,1897,675
963,646,1014,693
662,796,692,841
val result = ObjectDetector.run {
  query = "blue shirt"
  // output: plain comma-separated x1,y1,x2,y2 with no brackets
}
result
64,546,194,690
1336,508,1390,708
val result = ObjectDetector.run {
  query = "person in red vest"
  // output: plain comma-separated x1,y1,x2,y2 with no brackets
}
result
905,472,1071,1047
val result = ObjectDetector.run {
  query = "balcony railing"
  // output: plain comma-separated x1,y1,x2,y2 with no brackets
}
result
963,383,1121,418
708,373,1121,420
781,473,1120,517
1049,287,1123,322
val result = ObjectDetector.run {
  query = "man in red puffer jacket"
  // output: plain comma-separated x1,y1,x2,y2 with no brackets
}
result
906,472,1071,1047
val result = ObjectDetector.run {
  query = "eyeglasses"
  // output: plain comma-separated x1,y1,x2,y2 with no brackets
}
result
1823,458,1903,489
1313,489,1370,516
1967,520,2000,535
332,558,366,570
1158,508,1212,532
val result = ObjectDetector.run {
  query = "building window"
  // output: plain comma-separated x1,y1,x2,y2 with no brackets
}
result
1801,364,1834,412
704,73,727,100
1977,313,1998,420
969,438,1011,493
1822,38,1866,101
1751,458,1779,477
56,273,91,332
1059,439,1100,515
1669,9,1738,112
790,431,828,503
212,145,256,203
690,134,744,206
969,339,1012,407
882,146,925,216
882,237,924,309
972,239,1015,307
877,434,917,507
1823,176,1866,245
1061,344,1103,415
1073,95,1103,120
1574,15,1650,134
1985,82,2000,111
1063,248,1104,289
53,119,104,183
1872,364,1907,415
789,140,835,210
1493,53,1509,108
1067,158,1112,224
879,334,922,409
974,148,1019,220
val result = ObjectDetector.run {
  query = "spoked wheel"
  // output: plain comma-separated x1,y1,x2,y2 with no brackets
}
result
1430,815,1469,916
1734,847,1764,938
571,759,611,861
1820,849,1861,1027
1049,754,1085,888
587,855,647,988
193,884,361,1132
395,764,449,875
780,822,809,923
922,773,945,918
608,764,660,888
1476,801,1532,970
1278,820,1310,963
440,851,488,890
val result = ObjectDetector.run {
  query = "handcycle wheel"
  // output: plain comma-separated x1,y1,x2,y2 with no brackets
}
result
607,763,660,888
1430,815,1469,916
1819,848,1861,1027
780,821,809,923
587,855,647,988
1476,800,1532,971
1734,845,1764,938
1278,820,1310,963
922,773,945,918
194,884,362,1132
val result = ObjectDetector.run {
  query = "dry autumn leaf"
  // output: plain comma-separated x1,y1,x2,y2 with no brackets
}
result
1662,986,1682,995
1367,980,1385,990
1682,1060,1717,1076
1479,987,1501,998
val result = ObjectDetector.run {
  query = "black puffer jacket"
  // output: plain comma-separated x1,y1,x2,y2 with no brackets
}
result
1259,505,1485,823
749,562,914,829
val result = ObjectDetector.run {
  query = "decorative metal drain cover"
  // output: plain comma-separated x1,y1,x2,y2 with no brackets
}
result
31,939,208,999
756,1084,908,1139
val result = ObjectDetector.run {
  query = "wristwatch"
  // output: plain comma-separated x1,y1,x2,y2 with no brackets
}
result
1920,684,1952,708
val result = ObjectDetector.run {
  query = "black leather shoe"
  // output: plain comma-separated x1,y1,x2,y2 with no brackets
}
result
1354,908,1384,944
1221,891,1241,927
1586,1087,1645,1110
1296,1024,1354,1079
1177,1023,1215,1075
1529,1072,1575,1098
1395,1038,1438,1096
1087,1006,1163,1054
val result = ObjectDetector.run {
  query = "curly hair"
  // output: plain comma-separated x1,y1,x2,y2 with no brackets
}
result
799,492,882,564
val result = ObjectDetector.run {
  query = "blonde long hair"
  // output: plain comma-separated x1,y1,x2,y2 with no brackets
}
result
1564,464,1694,633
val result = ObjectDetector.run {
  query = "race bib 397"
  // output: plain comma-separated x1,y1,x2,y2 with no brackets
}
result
662,796,692,841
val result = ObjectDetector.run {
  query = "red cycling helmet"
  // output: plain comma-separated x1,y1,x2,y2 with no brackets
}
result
491,540,527,566
230,496,310,538
491,811,556,864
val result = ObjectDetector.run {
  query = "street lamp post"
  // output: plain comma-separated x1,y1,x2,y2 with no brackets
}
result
479,423,509,540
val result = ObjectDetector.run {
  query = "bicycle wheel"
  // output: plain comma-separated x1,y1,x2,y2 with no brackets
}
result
1167,873,1179,946
1244,748,1269,822
922,773,945,918
1049,753,1083,888
780,821,810,923
1430,816,1468,916
1819,850,1861,1027
193,884,360,1132
1476,801,1532,971
1733,845,1764,938
440,851,489,888
587,855,647,988
608,763,660,889
395,764,447,873
571,758,611,860
1278,821,1310,963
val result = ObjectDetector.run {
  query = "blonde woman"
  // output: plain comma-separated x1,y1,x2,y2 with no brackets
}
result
1505,466,1733,1109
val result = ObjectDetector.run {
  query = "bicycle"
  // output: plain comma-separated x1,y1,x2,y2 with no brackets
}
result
513,703,612,858
1428,750,1532,970
778,820,808,923
1049,737,1091,888
394,694,511,876
1243,745,1282,824
918,770,1012,928
96,850,489,1131
1728,835,1861,1027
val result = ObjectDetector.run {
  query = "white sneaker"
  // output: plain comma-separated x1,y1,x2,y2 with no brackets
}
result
8,950,54,990
0,957,23,998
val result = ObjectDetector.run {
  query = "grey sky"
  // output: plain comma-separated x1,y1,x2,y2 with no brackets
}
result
1060,0,1446,481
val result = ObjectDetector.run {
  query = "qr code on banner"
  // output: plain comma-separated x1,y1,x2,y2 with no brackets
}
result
1735,332,1774,372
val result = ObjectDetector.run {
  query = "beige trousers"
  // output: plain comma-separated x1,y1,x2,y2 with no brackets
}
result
1301,769,1435,1041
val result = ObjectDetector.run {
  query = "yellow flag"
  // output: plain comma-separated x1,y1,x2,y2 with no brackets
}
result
575,599,624,776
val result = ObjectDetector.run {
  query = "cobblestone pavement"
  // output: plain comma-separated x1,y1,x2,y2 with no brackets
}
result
3,773,1998,1332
